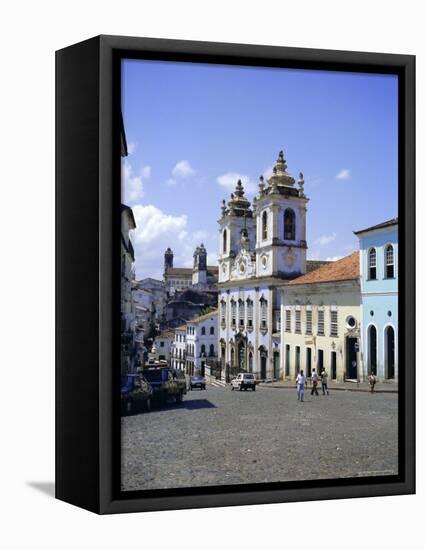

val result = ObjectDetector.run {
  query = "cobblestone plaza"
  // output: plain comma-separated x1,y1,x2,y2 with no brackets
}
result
121,385,398,491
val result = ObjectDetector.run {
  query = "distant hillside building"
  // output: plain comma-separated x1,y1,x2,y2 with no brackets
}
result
163,246,218,296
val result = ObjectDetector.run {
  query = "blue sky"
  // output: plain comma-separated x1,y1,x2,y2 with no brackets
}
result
122,59,398,280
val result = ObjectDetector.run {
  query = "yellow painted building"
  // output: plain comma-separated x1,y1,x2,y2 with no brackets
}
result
280,252,363,382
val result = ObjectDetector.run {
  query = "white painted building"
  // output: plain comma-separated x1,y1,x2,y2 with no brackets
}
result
218,151,309,380
185,310,218,375
121,204,137,374
171,325,187,371
154,329,174,363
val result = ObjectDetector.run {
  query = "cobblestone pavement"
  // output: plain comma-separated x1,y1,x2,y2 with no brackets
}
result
121,385,398,491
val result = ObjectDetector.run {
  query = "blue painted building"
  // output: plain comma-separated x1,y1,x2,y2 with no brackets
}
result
354,219,398,381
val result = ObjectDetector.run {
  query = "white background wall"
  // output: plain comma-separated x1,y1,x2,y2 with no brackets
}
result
0,1,422,549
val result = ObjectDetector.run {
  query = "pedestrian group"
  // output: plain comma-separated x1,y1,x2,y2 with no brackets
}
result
296,368,330,402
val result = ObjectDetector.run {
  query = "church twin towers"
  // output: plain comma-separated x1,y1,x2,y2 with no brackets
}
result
217,150,309,379
218,150,309,284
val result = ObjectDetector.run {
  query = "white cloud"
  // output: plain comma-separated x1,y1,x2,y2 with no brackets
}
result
127,142,136,155
165,178,177,187
122,159,146,204
132,204,187,245
262,165,274,180
216,172,256,195
172,160,195,178
140,165,151,179
315,233,337,246
325,255,343,262
336,168,351,180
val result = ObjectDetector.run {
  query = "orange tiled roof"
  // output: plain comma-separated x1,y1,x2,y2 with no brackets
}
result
288,252,359,285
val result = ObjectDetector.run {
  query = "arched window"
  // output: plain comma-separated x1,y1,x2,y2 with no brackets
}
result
385,244,394,278
209,344,215,356
201,344,206,355
284,209,296,240
201,326,206,335
368,247,377,280
262,211,268,240
210,326,214,335
223,229,227,254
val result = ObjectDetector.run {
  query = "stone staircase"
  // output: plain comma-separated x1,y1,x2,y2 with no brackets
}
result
208,378,227,388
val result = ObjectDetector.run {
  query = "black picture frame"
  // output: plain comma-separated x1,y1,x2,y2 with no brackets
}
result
56,34,415,514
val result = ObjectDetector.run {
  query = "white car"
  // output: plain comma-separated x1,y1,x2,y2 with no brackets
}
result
230,372,256,391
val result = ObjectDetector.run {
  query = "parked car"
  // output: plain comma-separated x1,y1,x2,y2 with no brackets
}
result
190,375,206,390
143,366,187,404
121,373,153,415
231,372,256,391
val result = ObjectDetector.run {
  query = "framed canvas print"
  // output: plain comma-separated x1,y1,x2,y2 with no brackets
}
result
56,35,415,514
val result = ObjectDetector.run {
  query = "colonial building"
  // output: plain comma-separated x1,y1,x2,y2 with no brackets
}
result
153,329,175,362
218,151,311,380
163,246,218,296
121,204,137,375
281,252,361,382
171,325,187,371
185,310,218,376
134,277,166,319
354,218,398,381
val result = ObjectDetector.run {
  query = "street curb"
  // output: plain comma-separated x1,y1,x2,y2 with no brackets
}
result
259,384,398,394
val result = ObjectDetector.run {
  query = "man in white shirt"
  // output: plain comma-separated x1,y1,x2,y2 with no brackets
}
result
296,369,306,402
311,368,319,396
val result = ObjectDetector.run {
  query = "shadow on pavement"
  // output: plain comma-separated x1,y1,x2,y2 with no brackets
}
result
150,399,217,412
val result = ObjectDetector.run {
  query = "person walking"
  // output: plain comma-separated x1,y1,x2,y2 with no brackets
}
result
321,368,330,395
369,372,377,393
296,369,306,402
311,368,319,396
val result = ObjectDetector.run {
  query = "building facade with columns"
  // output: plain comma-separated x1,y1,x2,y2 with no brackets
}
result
218,151,309,380
280,252,361,382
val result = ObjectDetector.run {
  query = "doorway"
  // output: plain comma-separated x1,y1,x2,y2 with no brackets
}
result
273,351,280,379
261,355,267,379
368,325,377,375
386,326,395,379
238,340,245,371
306,347,312,377
346,337,358,379
318,349,324,373
331,351,337,380
285,344,290,377
295,346,301,376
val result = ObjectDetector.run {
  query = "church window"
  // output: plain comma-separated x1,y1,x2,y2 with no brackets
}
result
220,299,226,328
368,247,377,280
201,326,206,335
284,209,296,240
231,299,236,328
238,299,245,328
260,296,268,330
209,344,215,356
247,298,254,329
223,229,227,254
201,344,206,355
210,326,214,335
385,244,394,278
262,211,268,240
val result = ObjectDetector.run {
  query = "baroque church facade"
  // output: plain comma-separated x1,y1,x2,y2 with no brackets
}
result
218,151,310,380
